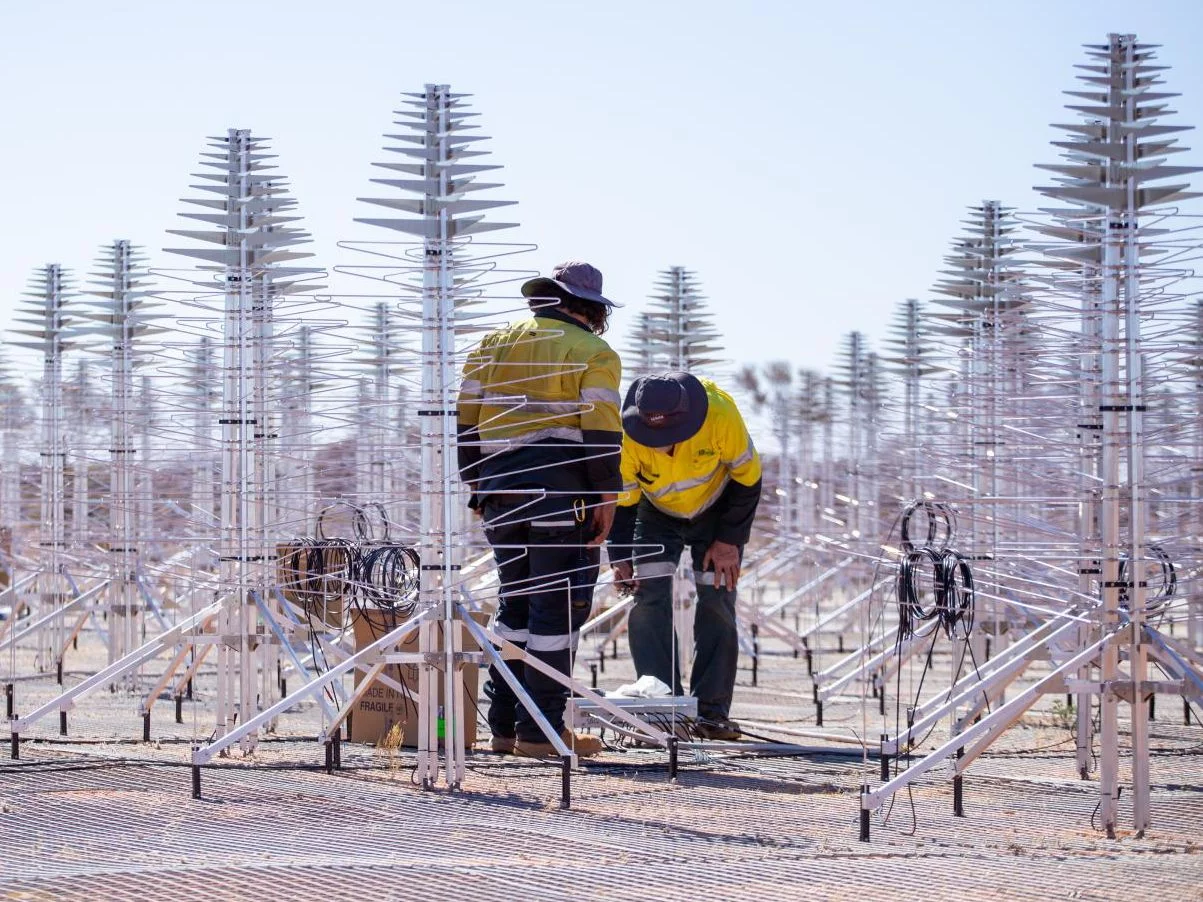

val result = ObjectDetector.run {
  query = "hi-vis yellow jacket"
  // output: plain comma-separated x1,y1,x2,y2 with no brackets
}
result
611,380,762,546
456,310,623,503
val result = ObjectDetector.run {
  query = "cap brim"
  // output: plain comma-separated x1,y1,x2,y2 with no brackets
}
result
521,276,622,309
621,374,708,446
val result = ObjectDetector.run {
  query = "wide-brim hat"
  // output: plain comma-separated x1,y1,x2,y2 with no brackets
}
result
521,260,621,309
622,372,708,447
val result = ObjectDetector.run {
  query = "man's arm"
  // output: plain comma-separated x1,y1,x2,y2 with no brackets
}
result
713,399,763,546
455,349,486,507
605,438,643,591
606,437,642,550
712,478,762,546
578,346,623,496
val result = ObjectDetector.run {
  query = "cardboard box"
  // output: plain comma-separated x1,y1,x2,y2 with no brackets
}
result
276,541,345,629
348,609,485,748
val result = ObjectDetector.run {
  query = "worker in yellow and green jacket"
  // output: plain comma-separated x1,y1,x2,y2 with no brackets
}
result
607,372,762,740
457,261,622,759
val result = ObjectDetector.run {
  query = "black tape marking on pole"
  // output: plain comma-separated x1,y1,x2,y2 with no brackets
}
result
560,755,572,810
953,746,965,817
751,623,759,687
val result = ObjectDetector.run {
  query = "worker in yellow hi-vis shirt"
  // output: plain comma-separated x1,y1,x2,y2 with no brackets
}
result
606,372,762,740
457,262,622,760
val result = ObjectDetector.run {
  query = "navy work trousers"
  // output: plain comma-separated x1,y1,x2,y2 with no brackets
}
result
626,500,740,721
482,497,599,742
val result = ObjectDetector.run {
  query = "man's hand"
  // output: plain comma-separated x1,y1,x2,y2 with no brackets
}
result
611,560,638,594
588,493,618,547
702,540,741,590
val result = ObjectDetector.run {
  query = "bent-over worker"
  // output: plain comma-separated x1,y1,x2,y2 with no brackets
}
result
607,372,762,741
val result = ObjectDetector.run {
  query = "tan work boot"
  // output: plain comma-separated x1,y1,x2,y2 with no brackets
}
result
489,735,515,754
515,730,603,759
695,717,742,741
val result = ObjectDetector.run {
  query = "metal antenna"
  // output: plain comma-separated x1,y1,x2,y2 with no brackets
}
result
280,324,319,536
834,331,869,541
881,299,933,503
1033,33,1201,835
352,302,406,524
1191,301,1203,650
64,360,100,552
8,264,75,673
623,310,658,383
79,240,163,667
1027,187,1109,779
932,202,1027,666
167,127,320,752
0,353,27,551
185,335,219,573
639,266,724,374
856,34,1203,839
737,362,798,536
354,83,518,788
793,368,825,539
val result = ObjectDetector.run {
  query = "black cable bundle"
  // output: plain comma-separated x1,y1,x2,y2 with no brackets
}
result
359,544,421,617
277,502,422,632
895,501,975,640
316,500,371,542
1117,543,1177,617
305,537,358,604
899,499,955,556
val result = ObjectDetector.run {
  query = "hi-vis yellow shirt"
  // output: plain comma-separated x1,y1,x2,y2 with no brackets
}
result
618,380,761,520
457,315,622,453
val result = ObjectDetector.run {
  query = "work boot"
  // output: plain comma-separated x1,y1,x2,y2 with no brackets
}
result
488,734,515,754
515,730,603,759
694,717,741,741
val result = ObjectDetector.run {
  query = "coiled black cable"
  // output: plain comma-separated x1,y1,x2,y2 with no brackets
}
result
1117,544,1176,617
896,502,974,640
899,500,956,555
276,501,422,633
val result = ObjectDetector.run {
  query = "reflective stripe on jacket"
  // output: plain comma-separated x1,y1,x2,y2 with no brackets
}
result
456,309,623,499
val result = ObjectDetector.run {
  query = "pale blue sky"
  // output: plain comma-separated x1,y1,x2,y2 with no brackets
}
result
1,0,1201,378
